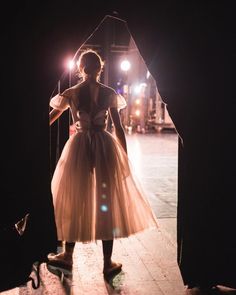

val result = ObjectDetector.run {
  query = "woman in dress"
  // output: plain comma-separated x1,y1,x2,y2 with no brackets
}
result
48,49,158,277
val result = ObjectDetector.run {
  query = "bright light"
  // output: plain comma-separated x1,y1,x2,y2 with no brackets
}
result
134,85,141,94
133,83,147,95
140,82,147,87
135,109,141,117
123,84,129,94
120,59,131,72
146,70,151,79
135,99,140,105
68,59,75,70
100,205,108,212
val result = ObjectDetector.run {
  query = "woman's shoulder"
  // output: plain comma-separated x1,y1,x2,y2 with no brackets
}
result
98,82,117,95
61,82,84,97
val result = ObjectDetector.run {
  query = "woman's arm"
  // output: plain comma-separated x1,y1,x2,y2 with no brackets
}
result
109,107,127,154
49,90,71,125
49,108,63,126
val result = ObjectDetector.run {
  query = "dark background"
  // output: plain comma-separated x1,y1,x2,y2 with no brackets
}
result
0,0,235,289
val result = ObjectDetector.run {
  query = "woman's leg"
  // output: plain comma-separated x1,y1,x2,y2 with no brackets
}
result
102,240,122,275
64,242,75,259
102,239,113,266
48,241,75,268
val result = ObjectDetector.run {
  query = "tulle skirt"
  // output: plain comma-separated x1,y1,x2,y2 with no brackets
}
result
51,130,158,243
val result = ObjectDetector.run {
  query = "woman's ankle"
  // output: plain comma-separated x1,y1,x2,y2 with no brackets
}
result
64,251,72,257
103,256,112,267
55,250,72,259
65,242,75,254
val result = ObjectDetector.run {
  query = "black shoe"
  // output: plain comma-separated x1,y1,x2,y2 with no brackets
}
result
103,262,122,279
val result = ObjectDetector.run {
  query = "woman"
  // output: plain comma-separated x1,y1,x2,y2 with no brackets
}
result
48,49,158,277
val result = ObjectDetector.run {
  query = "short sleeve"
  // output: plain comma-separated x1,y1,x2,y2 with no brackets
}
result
109,92,127,110
49,93,70,111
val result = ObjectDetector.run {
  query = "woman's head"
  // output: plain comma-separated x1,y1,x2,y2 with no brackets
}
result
77,49,104,81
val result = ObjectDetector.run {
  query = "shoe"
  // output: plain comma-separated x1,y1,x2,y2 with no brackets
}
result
103,261,122,278
47,253,72,270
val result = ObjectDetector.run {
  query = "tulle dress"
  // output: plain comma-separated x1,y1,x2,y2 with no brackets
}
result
50,82,158,243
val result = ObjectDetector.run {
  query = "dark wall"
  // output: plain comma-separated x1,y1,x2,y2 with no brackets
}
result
0,3,60,282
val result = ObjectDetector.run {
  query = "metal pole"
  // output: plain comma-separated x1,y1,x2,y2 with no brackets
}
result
56,80,61,163
68,70,72,128
104,18,113,132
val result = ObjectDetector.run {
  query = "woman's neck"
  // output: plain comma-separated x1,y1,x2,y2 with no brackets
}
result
84,75,98,83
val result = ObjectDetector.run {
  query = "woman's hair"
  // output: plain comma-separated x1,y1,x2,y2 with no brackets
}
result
76,49,104,81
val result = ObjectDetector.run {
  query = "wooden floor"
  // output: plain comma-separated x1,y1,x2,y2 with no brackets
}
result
2,224,186,295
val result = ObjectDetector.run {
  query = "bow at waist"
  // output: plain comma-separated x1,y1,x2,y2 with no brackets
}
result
75,122,106,133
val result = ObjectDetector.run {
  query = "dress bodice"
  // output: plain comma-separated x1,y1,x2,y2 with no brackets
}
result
75,109,108,132
49,81,127,133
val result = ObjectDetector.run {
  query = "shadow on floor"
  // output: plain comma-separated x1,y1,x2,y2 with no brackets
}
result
185,286,236,295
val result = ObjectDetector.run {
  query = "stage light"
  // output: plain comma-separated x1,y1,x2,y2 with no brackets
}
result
68,59,75,70
120,59,131,72
135,110,141,117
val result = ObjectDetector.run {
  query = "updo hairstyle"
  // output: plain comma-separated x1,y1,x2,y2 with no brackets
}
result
77,49,104,81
